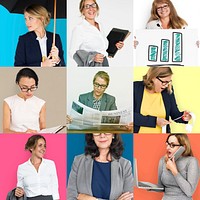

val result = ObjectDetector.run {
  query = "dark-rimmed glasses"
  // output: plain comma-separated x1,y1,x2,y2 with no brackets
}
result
157,4,169,12
84,3,97,9
156,77,172,86
93,82,107,89
166,141,181,148
19,86,38,92
93,133,112,136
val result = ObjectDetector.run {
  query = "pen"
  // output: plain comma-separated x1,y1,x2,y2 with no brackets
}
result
173,115,183,121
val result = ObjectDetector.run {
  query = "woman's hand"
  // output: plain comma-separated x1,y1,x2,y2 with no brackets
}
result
15,187,24,198
117,192,133,200
77,193,96,200
94,53,104,63
165,157,178,176
50,46,60,63
41,57,57,67
182,111,192,121
25,129,38,133
115,41,124,50
133,36,139,49
156,117,170,127
66,115,73,124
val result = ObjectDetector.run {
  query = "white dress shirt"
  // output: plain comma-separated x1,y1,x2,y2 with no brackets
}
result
4,95,45,132
36,34,48,58
17,158,59,199
69,19,108,58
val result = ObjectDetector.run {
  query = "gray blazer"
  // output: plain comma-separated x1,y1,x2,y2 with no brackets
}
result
67,154,133,200
79,91,117,111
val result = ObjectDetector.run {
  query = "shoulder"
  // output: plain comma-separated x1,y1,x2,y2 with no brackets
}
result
183,156,199,164
32,96,45,104
117,157,132,168
46,31,60,39
43,158,56,166
19,31,36,40
146,20,161,29
4,95,17,101
103,93,115,100
79,91,92,98
134,81,144,90
18,160,29,170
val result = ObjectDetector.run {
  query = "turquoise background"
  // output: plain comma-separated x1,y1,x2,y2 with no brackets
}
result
0,5,66,67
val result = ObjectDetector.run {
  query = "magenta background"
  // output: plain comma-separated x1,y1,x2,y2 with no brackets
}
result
0,134,66,199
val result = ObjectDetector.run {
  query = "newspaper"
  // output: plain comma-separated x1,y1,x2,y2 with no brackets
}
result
68,101,132,131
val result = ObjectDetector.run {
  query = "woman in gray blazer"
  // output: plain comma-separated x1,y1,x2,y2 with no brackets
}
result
67,133,133,200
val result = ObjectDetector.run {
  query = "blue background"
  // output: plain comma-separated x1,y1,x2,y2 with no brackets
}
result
0,5,66,67
67,134,134,182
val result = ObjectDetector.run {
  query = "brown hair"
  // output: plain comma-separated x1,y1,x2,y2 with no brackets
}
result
93,71,110,87
166,134,193,156
148,0,188,29
79,0,99,15
25,135,46,153
24,4,51,27
143,66,173,93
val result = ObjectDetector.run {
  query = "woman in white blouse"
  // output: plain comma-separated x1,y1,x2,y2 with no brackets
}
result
69,0,124,66
3,68,46,133
15,135,59,200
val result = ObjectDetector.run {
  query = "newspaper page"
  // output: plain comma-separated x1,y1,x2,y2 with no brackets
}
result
68,101,132,131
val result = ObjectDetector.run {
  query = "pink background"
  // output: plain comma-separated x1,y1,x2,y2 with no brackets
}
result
0,134,66,199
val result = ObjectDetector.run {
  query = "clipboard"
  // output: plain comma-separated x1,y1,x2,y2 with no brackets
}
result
106,28,131,57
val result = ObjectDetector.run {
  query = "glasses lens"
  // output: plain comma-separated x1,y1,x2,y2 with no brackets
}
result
94,83,107,89
21,86,37,92
85,3,96,9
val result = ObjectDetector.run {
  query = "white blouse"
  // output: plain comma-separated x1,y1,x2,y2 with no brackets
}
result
17,158,59,199
69,19,108,58
4,95,45,132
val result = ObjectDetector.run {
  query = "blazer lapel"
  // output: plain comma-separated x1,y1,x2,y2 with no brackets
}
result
46,31,53,56
30,31,42,61
85,155,94,195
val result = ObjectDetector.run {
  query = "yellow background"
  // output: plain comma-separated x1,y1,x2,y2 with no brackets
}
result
134,67,200,133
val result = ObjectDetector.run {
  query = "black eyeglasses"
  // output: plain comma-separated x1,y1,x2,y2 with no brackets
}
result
157,4,169,12
166,141,181,148
93,133,112,136
84,3,97,9
156,77,172,86
93,82,107,89
19,86,38,92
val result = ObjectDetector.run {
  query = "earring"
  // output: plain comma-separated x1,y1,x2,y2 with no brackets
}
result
112,136,114,139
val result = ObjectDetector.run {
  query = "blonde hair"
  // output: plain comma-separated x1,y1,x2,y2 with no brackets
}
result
79,0,99,15
148,0,188,29
93,71,110,86
143,66,173,93
24,4,51,27
166,134,193,156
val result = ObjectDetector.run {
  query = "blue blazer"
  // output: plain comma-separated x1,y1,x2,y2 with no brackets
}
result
67,154,133,200
134,81,187,133
79,91,117,111
14,31,65,66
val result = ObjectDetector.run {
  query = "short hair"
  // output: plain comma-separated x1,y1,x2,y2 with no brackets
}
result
148,0,188,29
15,68,39,86
79,0,99,15
25,134,46,153
85,134,124,160
166,134,193,156
24,4,51,27
93,71,110,86
143,66,173,93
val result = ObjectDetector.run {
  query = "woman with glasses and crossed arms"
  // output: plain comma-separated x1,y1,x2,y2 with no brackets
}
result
3,68,46,133
69,0,124,66
134,67,192,133
68,133,134,200
156,134,199,199
146,0,187,29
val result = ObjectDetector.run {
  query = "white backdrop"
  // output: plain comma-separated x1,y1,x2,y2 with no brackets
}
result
67,0,133,67
67,67,133,114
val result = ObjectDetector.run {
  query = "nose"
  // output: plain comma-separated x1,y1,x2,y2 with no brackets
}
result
99,133,106,137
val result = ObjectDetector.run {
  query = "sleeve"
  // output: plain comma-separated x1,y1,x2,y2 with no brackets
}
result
174,158,200,197
169,90,187,124
14,36,26,66
157,158,165,189
69,26,84,59
16,165,24,189
134,112,157,128
50,161,60,200
67,156,79,200
55,34,65,66
109,96,117,110
123,160,134,193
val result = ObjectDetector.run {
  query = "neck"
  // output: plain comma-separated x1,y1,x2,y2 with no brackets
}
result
30,156,42,165
160,17,170,29
85,18,96,26
17,93,28,101
145,87,155,93
96,149,111,162
35,28,46,38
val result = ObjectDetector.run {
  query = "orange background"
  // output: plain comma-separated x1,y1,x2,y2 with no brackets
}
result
134,134,200,200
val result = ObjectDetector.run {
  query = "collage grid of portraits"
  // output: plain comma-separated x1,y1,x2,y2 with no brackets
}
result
1,0,200,200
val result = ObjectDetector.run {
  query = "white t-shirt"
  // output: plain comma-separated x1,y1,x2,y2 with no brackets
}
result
69,19,108,57
4,95,45,132
17,158,59,199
